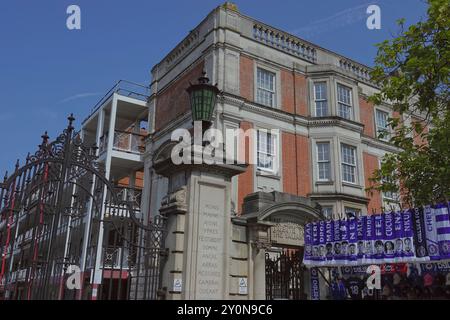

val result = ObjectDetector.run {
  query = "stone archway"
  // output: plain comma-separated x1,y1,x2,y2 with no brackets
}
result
241,191,324,300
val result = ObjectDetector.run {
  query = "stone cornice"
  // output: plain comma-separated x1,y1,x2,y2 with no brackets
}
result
308,192,370,204
220,94,295,123
308,116,364,134
361,135,400,153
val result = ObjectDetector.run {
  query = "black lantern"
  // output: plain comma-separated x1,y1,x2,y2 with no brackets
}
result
186,70,220,129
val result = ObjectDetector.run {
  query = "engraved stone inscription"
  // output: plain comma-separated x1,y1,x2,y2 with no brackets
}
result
196,184,226,299
270,222,304,247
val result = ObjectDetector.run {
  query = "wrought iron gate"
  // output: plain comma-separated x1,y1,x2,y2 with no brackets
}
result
0,115,166,300
265,249,306,300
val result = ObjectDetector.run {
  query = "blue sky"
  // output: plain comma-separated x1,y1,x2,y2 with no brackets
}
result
0,0,428,173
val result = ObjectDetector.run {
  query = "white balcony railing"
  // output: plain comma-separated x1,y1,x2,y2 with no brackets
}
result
104,187,142,218
99,131,146,155
103,247,128,269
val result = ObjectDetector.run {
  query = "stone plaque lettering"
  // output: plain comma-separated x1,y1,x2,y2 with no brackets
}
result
270,222,304,247
195,184,226,299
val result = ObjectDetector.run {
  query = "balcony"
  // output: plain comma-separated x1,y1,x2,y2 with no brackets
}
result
116,187,142,207
6,268,27,284
105,187,142,218
99,131,146,155
84,80,150,124
103,247,133,269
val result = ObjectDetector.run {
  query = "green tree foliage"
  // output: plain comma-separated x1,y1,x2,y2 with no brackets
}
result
368,0,450,207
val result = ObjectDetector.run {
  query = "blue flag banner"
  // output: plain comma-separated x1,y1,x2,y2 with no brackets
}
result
333,218,341,263
356,216,365,263
402,209,415,260
325,220,334,262
312,222,319,262
340,219,349,263
303,204,450,267
435,204,450,260
420,261,450,273
310,268,320,300
304,223,313,262
394,211,404,260
384,211,396,262
412,208,428,261
318,220,326,265
348,218,358,263
373,214,385,261
424,205,439,260
365,215,375,264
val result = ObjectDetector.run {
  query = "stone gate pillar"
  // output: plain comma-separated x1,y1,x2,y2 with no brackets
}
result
153,142,246,300
247,218,272,300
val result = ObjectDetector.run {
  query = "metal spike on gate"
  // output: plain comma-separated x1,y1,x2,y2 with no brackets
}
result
40,131,49,149
67,113,75,130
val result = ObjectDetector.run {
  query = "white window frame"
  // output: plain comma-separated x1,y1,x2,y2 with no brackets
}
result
316,142,331,181
321,206,334,219
375,108,390,141
341,143,357,184
344,207,361,218
255,129,279,174
256,67,276,108
378,159,399,202
314,82,328,117
337,83,353,120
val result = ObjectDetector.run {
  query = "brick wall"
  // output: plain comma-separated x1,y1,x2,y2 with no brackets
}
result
237,121,254,215
359,96,375,137
294,73,308,116
155,61,204,131
281,70,295,114
280,132,312,197
117,170,144,188
282,132,297,194
239,55,254,101
296,134,311,196
363,152,382,214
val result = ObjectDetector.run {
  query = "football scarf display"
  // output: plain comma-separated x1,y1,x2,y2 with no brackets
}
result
435,203,450,260
303,204,450,267
423,205,439,260
412,208,428,260
310,268,321,300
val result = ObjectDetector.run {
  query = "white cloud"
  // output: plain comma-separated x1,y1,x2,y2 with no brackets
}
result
290,1,380,39
59,92,101,104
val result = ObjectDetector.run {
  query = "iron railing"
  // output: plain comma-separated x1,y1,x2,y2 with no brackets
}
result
83,80,150,124
104,187,143,218
115,187,142,208
99,131,146,155
103,247,130,269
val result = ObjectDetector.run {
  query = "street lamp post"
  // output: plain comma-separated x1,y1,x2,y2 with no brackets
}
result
186,70,220,134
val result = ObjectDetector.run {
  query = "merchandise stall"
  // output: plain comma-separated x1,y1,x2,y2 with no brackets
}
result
303,204,450,300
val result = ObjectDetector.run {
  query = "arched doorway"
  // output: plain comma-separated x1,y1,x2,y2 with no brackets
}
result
242,192,324,300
